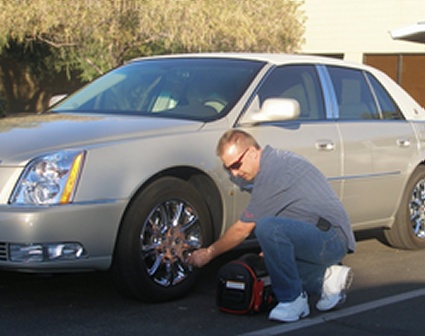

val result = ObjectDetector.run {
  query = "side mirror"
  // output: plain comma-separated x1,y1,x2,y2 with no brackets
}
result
238,98,300,125
48,94,67,107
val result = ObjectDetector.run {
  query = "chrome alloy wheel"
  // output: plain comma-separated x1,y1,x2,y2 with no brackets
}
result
409,178,425,239
141,199,202,287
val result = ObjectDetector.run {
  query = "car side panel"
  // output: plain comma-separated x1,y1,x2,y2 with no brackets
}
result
338,121,419,226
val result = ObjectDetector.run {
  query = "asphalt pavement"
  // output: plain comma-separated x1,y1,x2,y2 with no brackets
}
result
0,229,424,336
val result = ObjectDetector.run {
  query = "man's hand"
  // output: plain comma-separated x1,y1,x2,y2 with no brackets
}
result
188,246,215,268
187,220,255,268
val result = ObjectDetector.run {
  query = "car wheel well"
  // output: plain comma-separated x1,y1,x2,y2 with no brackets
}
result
122,167,223,242
384,164,425,249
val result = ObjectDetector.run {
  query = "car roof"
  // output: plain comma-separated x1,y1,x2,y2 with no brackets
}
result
129,52,372,71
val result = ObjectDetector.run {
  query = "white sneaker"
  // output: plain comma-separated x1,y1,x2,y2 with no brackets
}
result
316,265,353,311
268,292,310,322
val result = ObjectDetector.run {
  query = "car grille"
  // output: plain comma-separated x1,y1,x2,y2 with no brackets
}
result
0,243,8,261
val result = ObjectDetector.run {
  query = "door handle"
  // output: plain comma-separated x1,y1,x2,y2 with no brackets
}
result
315,140,335,151
397,138,410,147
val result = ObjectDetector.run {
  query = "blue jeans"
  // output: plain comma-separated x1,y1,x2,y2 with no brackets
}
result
255,217,348,303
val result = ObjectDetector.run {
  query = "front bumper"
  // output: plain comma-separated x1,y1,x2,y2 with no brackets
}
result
0,200,126,272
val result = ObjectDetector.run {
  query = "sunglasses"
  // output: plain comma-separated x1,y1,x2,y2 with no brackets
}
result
224,148,249,171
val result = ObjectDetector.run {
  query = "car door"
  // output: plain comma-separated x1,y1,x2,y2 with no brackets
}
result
326,65,419,228
239,64,343,196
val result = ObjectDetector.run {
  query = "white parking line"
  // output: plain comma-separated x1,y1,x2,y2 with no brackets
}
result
239,288,425,336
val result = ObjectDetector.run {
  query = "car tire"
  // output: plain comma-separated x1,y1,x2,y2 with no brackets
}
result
384,165,425,250
111,177,213,302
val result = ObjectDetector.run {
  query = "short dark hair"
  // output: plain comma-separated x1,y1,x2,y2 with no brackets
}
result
216,129,260,156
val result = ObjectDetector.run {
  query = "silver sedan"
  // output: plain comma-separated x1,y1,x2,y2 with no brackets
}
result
1,53,425,301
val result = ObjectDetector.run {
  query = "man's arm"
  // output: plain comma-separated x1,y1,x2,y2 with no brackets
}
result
188,220,255,268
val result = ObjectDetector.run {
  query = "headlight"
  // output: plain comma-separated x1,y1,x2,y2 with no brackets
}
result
10,150,86,205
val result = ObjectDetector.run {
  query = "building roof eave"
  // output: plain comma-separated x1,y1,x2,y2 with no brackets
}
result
390,21,425,44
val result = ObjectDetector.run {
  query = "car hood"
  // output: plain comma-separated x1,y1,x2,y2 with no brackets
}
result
0,113,203,165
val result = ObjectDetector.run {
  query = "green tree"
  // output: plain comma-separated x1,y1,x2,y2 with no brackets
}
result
0,0,305,114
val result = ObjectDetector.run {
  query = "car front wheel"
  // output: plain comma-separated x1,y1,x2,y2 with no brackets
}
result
385,165,425,249
112,177,213,302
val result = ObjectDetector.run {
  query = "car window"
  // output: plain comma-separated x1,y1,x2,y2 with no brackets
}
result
255,65,325,120
365,73,404,120
53,58,264,122
327,66,380,120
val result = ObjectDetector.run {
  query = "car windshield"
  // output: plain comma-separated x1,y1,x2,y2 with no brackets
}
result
53,58,265,121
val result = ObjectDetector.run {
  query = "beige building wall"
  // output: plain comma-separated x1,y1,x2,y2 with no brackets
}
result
300,0,425,62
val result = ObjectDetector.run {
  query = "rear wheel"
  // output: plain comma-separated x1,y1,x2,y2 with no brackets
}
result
112,177,213,301
384,166,425,249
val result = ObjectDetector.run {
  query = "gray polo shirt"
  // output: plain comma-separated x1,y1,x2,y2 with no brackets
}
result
240,145,355,252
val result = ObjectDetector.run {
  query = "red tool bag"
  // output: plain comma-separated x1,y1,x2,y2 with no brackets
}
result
216,253,275,314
